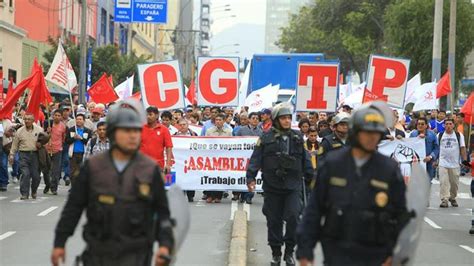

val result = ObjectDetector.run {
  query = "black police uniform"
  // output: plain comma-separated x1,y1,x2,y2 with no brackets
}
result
53,151,174,265
317,133,348,162
246,127,313,260
296,147,409,265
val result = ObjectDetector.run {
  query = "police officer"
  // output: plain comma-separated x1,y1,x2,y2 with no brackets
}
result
246,103,313,266
296,104,410,266
51,99,174,266
317,112,350,161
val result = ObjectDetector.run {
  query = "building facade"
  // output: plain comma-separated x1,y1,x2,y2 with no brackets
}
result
264,0,310,54
0,0,26,83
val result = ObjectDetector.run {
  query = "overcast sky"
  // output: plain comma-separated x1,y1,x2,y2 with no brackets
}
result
193,0,267,60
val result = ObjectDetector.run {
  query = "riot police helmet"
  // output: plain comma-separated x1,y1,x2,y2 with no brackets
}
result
106,99,145,140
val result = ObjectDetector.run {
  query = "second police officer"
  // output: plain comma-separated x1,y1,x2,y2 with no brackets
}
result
317,112,351,162
51,99,174,266
246,103,313,266
296,103,411,266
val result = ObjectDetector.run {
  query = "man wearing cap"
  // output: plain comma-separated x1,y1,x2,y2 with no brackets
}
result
260,108,273,132
318,112,351,162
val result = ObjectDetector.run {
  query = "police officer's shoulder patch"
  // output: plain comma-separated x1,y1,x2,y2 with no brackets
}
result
332,143,342,148
98,194,115,205
329,176,347,187
370,179,389,190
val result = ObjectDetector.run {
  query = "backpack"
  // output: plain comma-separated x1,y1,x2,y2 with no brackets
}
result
89,137,98,154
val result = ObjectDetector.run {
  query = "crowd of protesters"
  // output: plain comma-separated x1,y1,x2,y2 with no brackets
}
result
0,99,473,233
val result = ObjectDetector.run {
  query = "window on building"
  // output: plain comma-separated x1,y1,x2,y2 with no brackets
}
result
8,69,17,83
0,66,3,80
109,15,114,44
9,0,13,8
101,8,107,42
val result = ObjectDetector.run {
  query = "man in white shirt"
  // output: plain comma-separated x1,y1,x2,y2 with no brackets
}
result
438,118,468,208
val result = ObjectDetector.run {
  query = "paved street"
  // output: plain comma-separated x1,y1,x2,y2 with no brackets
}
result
0,176,473,265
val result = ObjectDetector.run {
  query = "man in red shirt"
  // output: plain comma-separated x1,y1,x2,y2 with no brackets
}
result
140,106,173,173
45,109,66,195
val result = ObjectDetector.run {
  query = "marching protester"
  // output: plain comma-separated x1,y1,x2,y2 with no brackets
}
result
259,108,273,132
317,112,350,162
141,106,174,174
61,106,72,186
298,118,311,140
45,109,66,195
297,103,410,266
246,103,313,266
65,114,92,185
174,118,198,202
205,113,233,203
437,118,468,208
409,117,439,181
83,121,109,161
383,110,406,140
1,124,14,190
51,100,174,266
9,113,43,199
201,106,231,136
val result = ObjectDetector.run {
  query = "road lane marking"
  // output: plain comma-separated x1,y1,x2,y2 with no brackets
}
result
423,217,442,229
0,231,16,241
11,196,48,203
243,202,250,221
456,193,471,199
0,196,7,201
230,201,238,220
459,245,474,253
460,177,471,186
431,180,440,185
37,206,58,216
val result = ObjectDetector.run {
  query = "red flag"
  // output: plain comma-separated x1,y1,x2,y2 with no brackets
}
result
108,74,114,87
26,58,53,121
461,92,474,125
88,73,119,104
186,81,197,105
362,88,387,103
436,71,452,98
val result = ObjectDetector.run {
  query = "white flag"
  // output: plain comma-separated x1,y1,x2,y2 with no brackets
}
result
238,60,251,109
404,73,421,105
412,82,438,111
114,75,134,100
245,83,279,113
45,43,77,91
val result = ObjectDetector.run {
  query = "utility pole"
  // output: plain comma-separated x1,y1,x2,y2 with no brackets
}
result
432,0,444,110
127,23,133,55
78,0,88,104
447,0,456,112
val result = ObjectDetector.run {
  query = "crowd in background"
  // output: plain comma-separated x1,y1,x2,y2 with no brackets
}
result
0,99,473,211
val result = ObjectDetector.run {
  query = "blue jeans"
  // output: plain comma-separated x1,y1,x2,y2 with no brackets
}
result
241,192,255,201
0,149,8,187
61,144,70,179
11,152,19,177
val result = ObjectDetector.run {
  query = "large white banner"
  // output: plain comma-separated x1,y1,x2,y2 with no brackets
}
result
378,138,426,183
171,136,262,191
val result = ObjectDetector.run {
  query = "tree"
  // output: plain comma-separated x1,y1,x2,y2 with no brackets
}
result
278,0,392,79
43,37,150,89
384,0,474,87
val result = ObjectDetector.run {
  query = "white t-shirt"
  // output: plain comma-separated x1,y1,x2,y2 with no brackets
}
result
439,132,465,168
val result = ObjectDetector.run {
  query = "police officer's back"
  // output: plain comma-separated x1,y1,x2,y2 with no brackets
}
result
297,104,410,266
246,103,313,266
51,100,174,266
317,112,350,162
